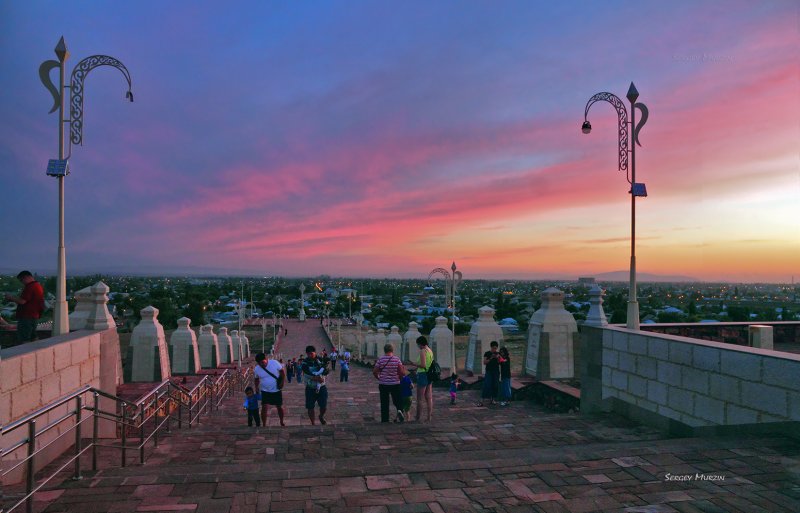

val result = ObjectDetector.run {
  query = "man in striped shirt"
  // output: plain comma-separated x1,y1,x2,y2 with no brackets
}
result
372,343,407,423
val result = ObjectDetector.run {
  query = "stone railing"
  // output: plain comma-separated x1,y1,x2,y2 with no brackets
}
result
580,325,800,436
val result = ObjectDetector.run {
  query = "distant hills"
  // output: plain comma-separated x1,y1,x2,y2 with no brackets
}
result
593,270,699,283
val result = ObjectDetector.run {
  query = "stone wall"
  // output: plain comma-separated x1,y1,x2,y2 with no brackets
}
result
1,328,122,482
580,325,800,436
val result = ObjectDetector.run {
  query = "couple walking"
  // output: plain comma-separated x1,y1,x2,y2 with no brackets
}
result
373,336,434,423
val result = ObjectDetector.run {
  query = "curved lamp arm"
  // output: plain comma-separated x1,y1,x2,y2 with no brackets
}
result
70,55,133,146
583,92,629,172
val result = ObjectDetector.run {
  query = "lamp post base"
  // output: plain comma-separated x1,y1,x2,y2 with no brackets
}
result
626,300,640,330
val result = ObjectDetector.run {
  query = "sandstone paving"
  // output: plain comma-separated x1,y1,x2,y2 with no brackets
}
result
4,320,800,512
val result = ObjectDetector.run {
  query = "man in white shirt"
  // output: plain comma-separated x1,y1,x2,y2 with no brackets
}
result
253,352,286,427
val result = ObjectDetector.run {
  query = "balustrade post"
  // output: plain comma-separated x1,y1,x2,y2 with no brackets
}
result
210,382,215,412
121,405,128,467
139,409,145,464
92,392,99,471
177,394,182,430
73,395,82,480
25,420,36,513
154,399,160,446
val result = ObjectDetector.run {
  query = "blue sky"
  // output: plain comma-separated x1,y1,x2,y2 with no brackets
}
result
1,1,798,281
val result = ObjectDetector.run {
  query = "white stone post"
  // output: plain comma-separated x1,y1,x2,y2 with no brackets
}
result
230,330,242,361
585,285,609,327
430,316,454,371
86,282,116,330
67,286,93,330
298,284,306,322
525,288,579,379
217,326,234,364
466,306,504,374
374,328,387,357
387,325,403,358
197,324,220,368
404,322,422,364
129,306,171,382
241,331,251,357
365,329,375,358
170,317,201,374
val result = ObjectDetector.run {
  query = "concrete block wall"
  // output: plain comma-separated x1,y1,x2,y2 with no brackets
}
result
581,325,800,435
1,329,121,483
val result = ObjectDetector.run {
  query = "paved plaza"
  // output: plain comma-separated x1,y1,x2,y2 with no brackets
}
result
11,320,800,512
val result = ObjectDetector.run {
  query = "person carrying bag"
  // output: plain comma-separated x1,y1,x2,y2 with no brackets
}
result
253,352,286,427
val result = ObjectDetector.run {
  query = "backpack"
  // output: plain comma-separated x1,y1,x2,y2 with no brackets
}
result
426,360,442,382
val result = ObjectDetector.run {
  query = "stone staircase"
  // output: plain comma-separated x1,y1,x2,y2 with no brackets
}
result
5,324,800,512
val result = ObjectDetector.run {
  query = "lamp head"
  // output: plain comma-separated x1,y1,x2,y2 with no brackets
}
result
126,90,134,102
581,120,592,134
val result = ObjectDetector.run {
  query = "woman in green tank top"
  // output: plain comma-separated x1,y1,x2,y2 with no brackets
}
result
413,336,434,422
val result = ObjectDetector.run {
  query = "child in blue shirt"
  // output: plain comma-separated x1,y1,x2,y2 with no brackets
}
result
243,386,260,427
449,373,461,405
398,373,413,421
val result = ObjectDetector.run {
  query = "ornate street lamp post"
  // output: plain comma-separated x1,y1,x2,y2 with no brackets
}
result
582,83,649,329
427,262,463,369
39,37,133,336
356,315,363,360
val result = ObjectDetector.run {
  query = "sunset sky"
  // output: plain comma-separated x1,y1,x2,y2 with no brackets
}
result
1,1,798,283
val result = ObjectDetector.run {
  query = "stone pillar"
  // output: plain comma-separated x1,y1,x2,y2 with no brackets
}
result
197,324,220,368
241,332,251,357
405,322,422,364
217,327,234,364
429,316,454,370
374,328,387,357
230,330,242,362
170,317,201,374
68,286,93,330
466,306,504,374
129,306,171,382
525,288,579,379
298,284,306,322
86,282,116,330
387,325,403,357
365,330,376,357
585,285,609,327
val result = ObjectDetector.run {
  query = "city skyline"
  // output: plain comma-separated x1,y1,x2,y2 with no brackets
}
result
1,1,798,283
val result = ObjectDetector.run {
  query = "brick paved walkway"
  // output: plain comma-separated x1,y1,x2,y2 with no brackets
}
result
8,320,800,512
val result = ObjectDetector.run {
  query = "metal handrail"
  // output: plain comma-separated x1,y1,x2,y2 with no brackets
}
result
1,366,249,513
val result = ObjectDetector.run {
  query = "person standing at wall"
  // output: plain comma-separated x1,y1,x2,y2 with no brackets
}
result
477,341,500,407
498,346,512,406
4,271,45,343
